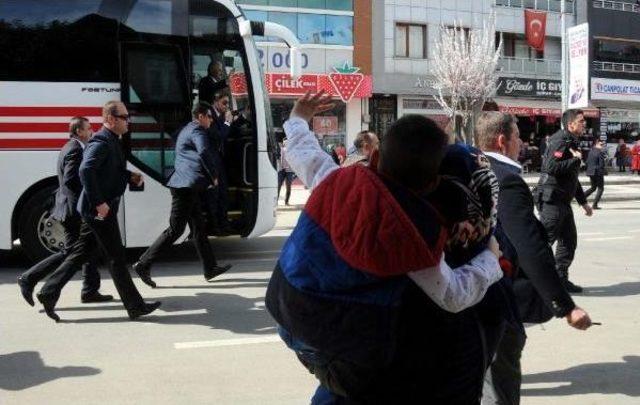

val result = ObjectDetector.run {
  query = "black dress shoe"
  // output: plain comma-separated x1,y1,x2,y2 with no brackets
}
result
36,293,60,322
81,292,114,304
133,261,156,288
205,264,232,281
593,205,601,210
17,276,35,307
128,301,161,320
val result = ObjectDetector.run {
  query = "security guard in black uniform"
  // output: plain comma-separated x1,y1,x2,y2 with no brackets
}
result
537,109,593,293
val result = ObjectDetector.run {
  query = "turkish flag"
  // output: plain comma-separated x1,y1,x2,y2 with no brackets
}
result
525,9,546,51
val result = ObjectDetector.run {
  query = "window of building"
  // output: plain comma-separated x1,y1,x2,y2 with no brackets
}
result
395,23,427,59
502,33,544,59
494,0,574,12
269,11,298,40
595,39,640,65
239,0,352,9
298,13,326,44
325,15,353,45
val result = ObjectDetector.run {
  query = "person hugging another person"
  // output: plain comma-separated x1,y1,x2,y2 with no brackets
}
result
266,91,506,404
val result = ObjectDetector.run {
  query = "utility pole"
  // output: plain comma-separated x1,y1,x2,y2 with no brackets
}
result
561,0,567,113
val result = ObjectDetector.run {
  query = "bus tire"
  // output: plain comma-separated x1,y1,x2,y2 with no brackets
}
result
18,185,62,263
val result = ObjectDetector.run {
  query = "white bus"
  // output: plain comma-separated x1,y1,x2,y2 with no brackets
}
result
0,0,301,261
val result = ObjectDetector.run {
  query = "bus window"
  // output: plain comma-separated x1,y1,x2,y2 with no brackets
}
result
0,0,118,82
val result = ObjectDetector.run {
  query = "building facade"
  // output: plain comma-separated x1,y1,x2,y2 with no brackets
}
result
582,0,640,142
237,0,372,150
370,0,599,143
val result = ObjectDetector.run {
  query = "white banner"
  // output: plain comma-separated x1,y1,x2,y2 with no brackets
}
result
567,23,589,109
591,77,640,103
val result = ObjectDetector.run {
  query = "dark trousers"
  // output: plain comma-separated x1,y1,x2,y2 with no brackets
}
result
482,321,527,405
21,216,100,297
139,187,217,271
584,174,604,207
277,170,294,203
39,215,144,311
540,202,577,276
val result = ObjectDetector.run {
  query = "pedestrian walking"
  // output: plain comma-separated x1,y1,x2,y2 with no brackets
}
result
277,140,295,205
615,138,628,172
36,101,160,322
584,140,607,209
17,117,113,307
476,112,592,405
631,139,640,175
536,109,593,293
133,102,232,288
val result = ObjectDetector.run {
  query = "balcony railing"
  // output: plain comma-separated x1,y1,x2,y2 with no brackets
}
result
494,0,574,13
498,57,561,75
593,60,640,73
593,0,640,13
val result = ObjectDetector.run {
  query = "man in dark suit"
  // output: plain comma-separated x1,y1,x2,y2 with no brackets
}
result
17,117,113,306
132,102,231,287
197,61,228,105
205,92,233,233
476,112,592,405
36,101,160,322
584,140,607,209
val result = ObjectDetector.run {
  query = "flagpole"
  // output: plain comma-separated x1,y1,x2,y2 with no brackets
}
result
561,0,567,113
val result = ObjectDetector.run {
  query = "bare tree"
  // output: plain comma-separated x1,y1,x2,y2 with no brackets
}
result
431,16,503,144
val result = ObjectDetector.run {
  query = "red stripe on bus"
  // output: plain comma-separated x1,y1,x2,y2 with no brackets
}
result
0,107,103,117
0,123,102,132
0,139,67,149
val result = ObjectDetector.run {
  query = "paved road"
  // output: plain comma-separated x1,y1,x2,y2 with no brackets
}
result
1,198,639,404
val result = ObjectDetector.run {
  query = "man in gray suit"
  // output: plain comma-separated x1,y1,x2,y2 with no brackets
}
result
17,117,113,307
584,140,607,209
133,102,232,287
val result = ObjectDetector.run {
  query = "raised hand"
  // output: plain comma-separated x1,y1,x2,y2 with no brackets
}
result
290,90,335,122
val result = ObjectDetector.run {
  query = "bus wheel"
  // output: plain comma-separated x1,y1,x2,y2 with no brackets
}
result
18,186,64,263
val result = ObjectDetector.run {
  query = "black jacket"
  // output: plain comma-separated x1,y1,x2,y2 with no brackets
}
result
586,147,606,176
77,127,131,219
538,129,587,205
51,138,84,222
197,75,227,104
489,155,575,319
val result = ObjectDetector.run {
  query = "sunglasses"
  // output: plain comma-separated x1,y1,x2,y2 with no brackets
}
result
113,113,130,122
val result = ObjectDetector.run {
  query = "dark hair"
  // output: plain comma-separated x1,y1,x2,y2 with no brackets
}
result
69,116,89,138
562,109,584,130
378,115,448,189
102,100,121,120
214,91,230,102
475,112,518,150
482,100,499,111
192,101,212,118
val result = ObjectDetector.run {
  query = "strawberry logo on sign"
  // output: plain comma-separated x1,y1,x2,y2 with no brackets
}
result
229,73,248,96
329,62,364,103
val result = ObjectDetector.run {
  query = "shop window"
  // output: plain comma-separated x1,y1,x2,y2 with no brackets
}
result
298,13,326,44
395,23,427,59
305,0,326,8
326,0,353,11
595,39,640,65
325,15,353,46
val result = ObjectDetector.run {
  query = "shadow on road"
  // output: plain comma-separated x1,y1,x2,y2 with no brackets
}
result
522,356,640,397
581,282,640,297
0,351,100,391
61,292,277,335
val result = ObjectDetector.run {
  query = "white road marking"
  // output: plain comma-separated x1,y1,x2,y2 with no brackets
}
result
174,335,280,349
627,229,640,233
578,232,604,236
583,236,633,242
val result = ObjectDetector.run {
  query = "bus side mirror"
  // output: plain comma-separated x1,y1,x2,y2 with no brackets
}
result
241,20,301,79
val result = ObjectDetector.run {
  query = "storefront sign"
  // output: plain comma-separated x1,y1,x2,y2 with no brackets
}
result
499,105,600,118
496,77,561,99
229,71,373,101
591,77,640,103
313,116,338,135
568,23,589,109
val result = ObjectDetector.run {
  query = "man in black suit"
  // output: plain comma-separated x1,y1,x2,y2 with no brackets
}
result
17,117,113,306
476,112,592,405
132,102,232,287
37,101,160,322
205,92,233,233
584,140,607,209
197,61,228,105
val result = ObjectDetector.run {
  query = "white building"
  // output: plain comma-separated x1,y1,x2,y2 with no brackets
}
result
370,0,599,141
